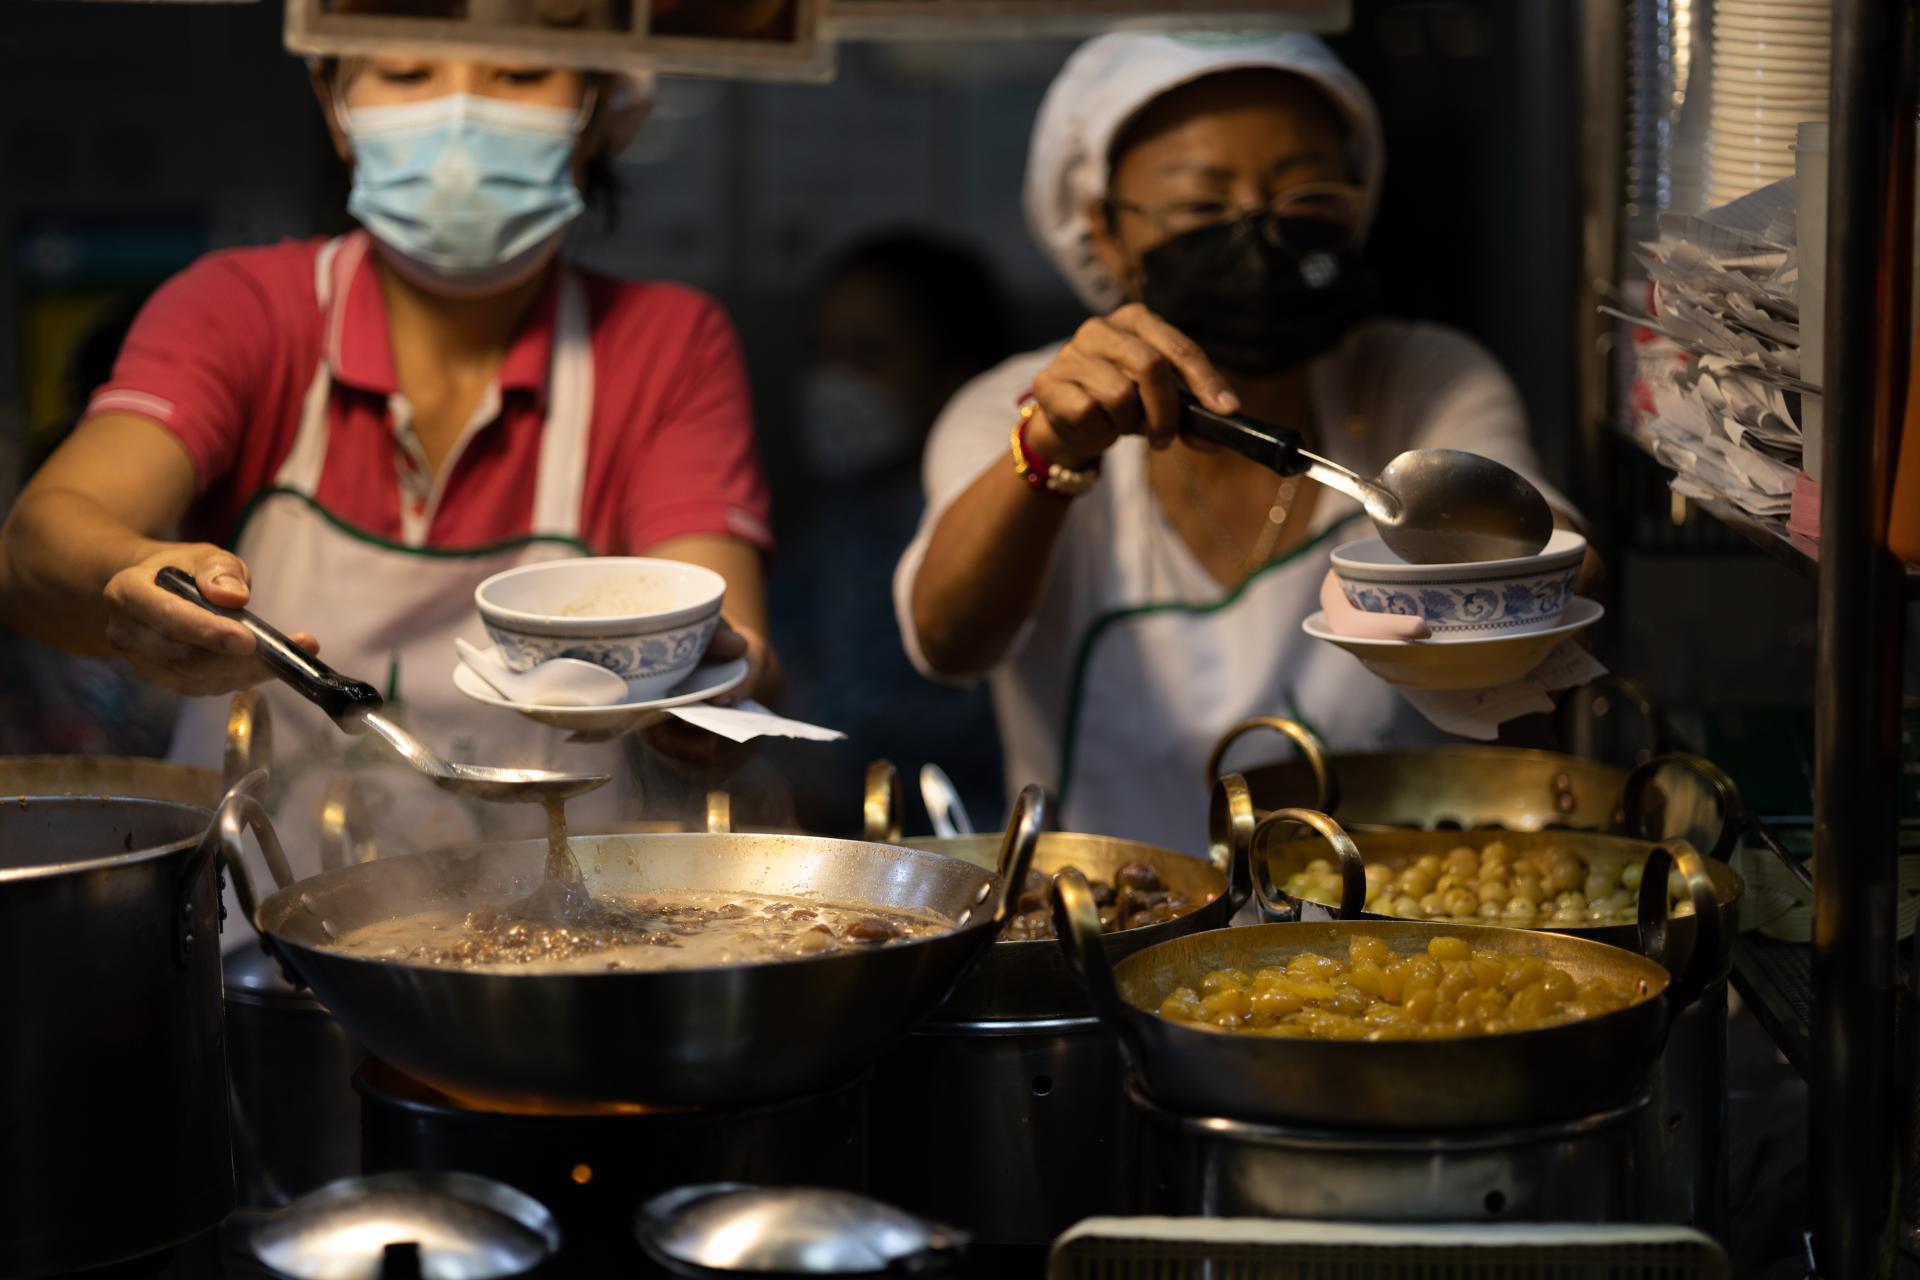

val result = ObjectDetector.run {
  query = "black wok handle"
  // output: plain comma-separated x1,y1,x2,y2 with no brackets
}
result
1637,844,1725,1009
1249,807,1366,923
1619,752,1746,864
1204,715,1339,815
156,566,382,727
1208,773,1257,915
1179,391,1311,478
862,759,903,843
988,785,1046,927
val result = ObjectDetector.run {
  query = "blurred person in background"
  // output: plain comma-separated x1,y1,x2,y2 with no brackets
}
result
897,32,1586,853
772,230,1013,831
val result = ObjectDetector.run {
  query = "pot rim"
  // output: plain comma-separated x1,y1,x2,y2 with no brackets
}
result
0,796,211,885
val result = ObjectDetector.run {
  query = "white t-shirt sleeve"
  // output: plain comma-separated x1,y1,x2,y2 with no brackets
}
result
1354,323,1577,521
892,348,1059,683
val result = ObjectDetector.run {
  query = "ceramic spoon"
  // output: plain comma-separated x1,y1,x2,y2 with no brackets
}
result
455,638,628,708
158,568,608,805
1179,391,1554,563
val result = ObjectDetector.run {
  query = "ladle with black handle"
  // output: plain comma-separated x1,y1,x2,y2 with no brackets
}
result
1179,390,1554,564
157,567,608,805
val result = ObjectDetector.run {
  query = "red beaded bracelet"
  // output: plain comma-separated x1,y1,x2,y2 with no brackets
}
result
1010,401,1100,498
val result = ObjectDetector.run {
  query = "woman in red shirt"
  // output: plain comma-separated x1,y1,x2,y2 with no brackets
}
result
0,53,776,877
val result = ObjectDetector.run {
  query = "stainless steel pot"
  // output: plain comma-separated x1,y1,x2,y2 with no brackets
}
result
1207,717,1742,857
1130,1081,1654,1222
1250,813,1738,1228
1053,837,1722,1131
233,786,1044,1107
213,692,367,1208
0,786,250,1277
869,1015,1129,1245
225,942,365,1208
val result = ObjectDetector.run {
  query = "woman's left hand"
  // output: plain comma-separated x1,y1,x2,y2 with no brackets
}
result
1318,571,1430,641
639,616,775,770
702,616,771,707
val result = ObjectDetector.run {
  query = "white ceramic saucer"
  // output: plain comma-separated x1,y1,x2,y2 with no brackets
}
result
453,656,750,734
1303,597,1604,691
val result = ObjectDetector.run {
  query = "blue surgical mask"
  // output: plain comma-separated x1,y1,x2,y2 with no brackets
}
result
342,93,586,296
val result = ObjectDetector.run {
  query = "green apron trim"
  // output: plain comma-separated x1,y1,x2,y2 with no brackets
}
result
223,486,597,558
1054,518,1352,812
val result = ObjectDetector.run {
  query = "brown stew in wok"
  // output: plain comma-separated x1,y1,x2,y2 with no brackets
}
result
1001,861,1192,940
328,890,950,975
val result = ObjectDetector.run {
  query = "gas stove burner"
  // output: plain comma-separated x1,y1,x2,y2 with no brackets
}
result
392,1071,703,1118
356,1061,871,1271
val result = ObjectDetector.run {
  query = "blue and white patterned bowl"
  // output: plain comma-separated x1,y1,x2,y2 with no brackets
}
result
475,558,726,699
1330,530,1586,642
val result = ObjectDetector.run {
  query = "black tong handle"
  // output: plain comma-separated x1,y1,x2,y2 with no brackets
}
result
1178,390,1311,478
156,566,382,725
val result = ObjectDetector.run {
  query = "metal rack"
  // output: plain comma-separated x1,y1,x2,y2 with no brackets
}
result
1579,1,1914,1275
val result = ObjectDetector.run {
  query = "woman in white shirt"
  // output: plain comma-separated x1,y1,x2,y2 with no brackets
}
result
894,32,1578,852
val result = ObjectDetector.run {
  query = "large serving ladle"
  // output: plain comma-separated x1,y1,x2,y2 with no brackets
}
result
157,568,608,806
1179,391,1554,564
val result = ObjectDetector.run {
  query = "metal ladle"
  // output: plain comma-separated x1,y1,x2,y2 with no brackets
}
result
1179,391,1554,563
157,568,608,805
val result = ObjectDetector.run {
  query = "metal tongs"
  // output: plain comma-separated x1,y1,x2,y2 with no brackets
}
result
157,567,607,805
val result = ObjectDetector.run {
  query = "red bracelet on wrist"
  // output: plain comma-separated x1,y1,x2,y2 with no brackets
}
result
1010,400,1100,498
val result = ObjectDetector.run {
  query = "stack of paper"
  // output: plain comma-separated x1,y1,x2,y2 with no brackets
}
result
1620,178,1813,520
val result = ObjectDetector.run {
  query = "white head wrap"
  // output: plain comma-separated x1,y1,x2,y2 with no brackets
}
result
1024,31,1385,313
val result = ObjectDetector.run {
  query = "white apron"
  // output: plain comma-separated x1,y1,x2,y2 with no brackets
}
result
1048,419,1432,856
170,236,633,941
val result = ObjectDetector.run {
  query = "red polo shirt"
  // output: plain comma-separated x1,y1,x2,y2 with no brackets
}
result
89,233,772,555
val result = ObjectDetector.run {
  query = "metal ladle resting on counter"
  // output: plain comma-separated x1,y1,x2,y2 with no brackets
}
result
157,567,609,806
1179,391,1554,564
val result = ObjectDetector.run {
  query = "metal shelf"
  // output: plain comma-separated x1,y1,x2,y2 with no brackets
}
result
1730,934,1812,1080
1615,428,1920,596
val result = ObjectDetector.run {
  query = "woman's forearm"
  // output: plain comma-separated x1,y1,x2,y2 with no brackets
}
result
0,413,203,657
908,463,1074,676
0,487,169,655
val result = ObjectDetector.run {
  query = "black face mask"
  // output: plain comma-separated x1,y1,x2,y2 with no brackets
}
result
1137,214,1378,375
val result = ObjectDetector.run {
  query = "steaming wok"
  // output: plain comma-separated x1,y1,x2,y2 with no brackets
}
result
1052,837,1722,1130
223,775,1042,1106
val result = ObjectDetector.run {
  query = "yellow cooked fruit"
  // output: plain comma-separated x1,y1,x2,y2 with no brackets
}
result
1283,841,1698,928
1153,934,1644,1041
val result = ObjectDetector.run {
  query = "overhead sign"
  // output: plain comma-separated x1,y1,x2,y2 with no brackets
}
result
284,0,1345,80
284,0,833,81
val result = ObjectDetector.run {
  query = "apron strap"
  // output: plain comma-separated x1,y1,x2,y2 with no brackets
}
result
530,269,593,540
278,244,594,534
273,234,362,493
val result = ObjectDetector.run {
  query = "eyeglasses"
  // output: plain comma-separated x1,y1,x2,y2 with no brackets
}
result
1108,181,1367,245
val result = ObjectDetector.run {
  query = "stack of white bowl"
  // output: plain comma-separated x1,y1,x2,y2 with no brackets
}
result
1710,0,1831,207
